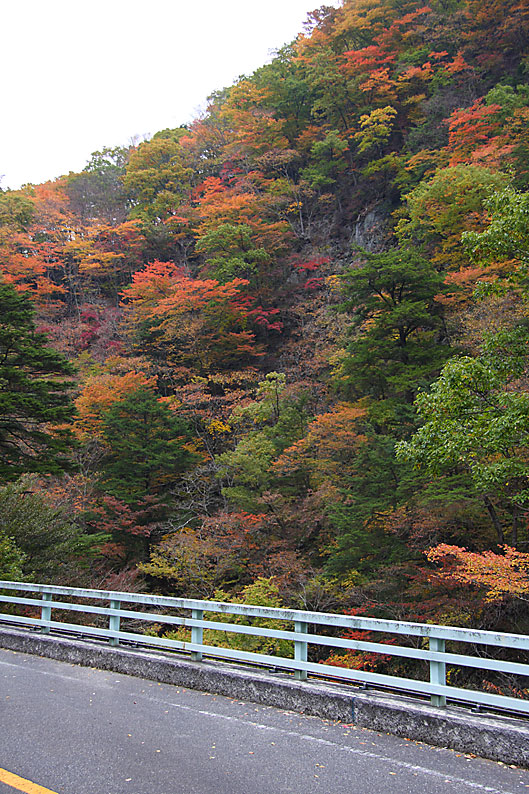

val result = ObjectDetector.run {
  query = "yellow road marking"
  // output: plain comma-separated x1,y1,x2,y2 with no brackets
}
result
0,768,59,794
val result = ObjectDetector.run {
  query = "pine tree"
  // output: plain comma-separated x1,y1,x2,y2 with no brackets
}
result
337,247,452,432
100,387,198,503
0,281,76,481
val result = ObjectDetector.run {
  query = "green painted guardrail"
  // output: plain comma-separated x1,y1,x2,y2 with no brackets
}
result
0,580,528,715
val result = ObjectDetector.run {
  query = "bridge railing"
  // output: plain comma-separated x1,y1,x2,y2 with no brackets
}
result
0,580,528,715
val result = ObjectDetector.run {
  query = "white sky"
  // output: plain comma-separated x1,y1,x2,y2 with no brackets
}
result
0,0,342,190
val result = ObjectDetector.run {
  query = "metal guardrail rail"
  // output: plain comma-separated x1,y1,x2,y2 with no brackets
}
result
0,580,528,715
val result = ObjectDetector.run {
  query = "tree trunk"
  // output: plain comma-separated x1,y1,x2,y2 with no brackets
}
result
483,495,504,544
512,504,519,548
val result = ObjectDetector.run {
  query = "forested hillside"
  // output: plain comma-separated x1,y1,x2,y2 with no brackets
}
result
2,0,529,685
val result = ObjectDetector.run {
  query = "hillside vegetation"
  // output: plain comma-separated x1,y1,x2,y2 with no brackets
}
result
2,0,529,687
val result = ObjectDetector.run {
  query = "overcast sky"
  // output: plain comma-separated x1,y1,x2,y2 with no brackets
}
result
0,0,342,190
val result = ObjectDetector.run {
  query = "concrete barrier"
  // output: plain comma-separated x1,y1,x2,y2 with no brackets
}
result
1,625,528,767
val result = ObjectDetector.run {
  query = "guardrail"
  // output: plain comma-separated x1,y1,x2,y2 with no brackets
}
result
0,580,528,715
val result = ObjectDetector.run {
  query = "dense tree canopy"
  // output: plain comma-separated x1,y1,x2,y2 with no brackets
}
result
100,387,199,503
0,281,75,481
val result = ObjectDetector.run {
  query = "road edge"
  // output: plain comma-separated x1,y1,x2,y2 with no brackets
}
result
0,625,527,766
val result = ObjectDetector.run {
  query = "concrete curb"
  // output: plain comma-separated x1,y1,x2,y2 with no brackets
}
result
1,625,528,766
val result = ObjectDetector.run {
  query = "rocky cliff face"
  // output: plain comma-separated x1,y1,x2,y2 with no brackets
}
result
352,205,392,253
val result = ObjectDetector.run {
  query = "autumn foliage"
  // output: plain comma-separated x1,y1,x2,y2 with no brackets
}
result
2,0,529,693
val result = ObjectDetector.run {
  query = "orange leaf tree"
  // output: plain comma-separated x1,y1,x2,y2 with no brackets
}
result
122,261,264,374
427,544,529,603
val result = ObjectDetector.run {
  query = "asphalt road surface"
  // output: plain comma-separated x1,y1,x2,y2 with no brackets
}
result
1,647,529,794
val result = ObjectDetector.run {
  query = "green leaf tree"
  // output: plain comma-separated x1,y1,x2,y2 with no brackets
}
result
396,327,529,546
195,223,271,284
123,128,192,223
354,106,398,156
0,476,106,583
463,187,529,271
396,165,509,266
324,431,414,576
100,387,199,503
0,281,76,482
301,130,349,189
66,145,131,223
337,247,452,429
326,248,454,574
0,532,25,581
216,373,309,510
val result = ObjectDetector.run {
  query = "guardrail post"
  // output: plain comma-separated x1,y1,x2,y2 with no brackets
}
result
191,609,203,661
109,599,121,646
40,592,52,634
429,637,446,707
294,620,308,681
